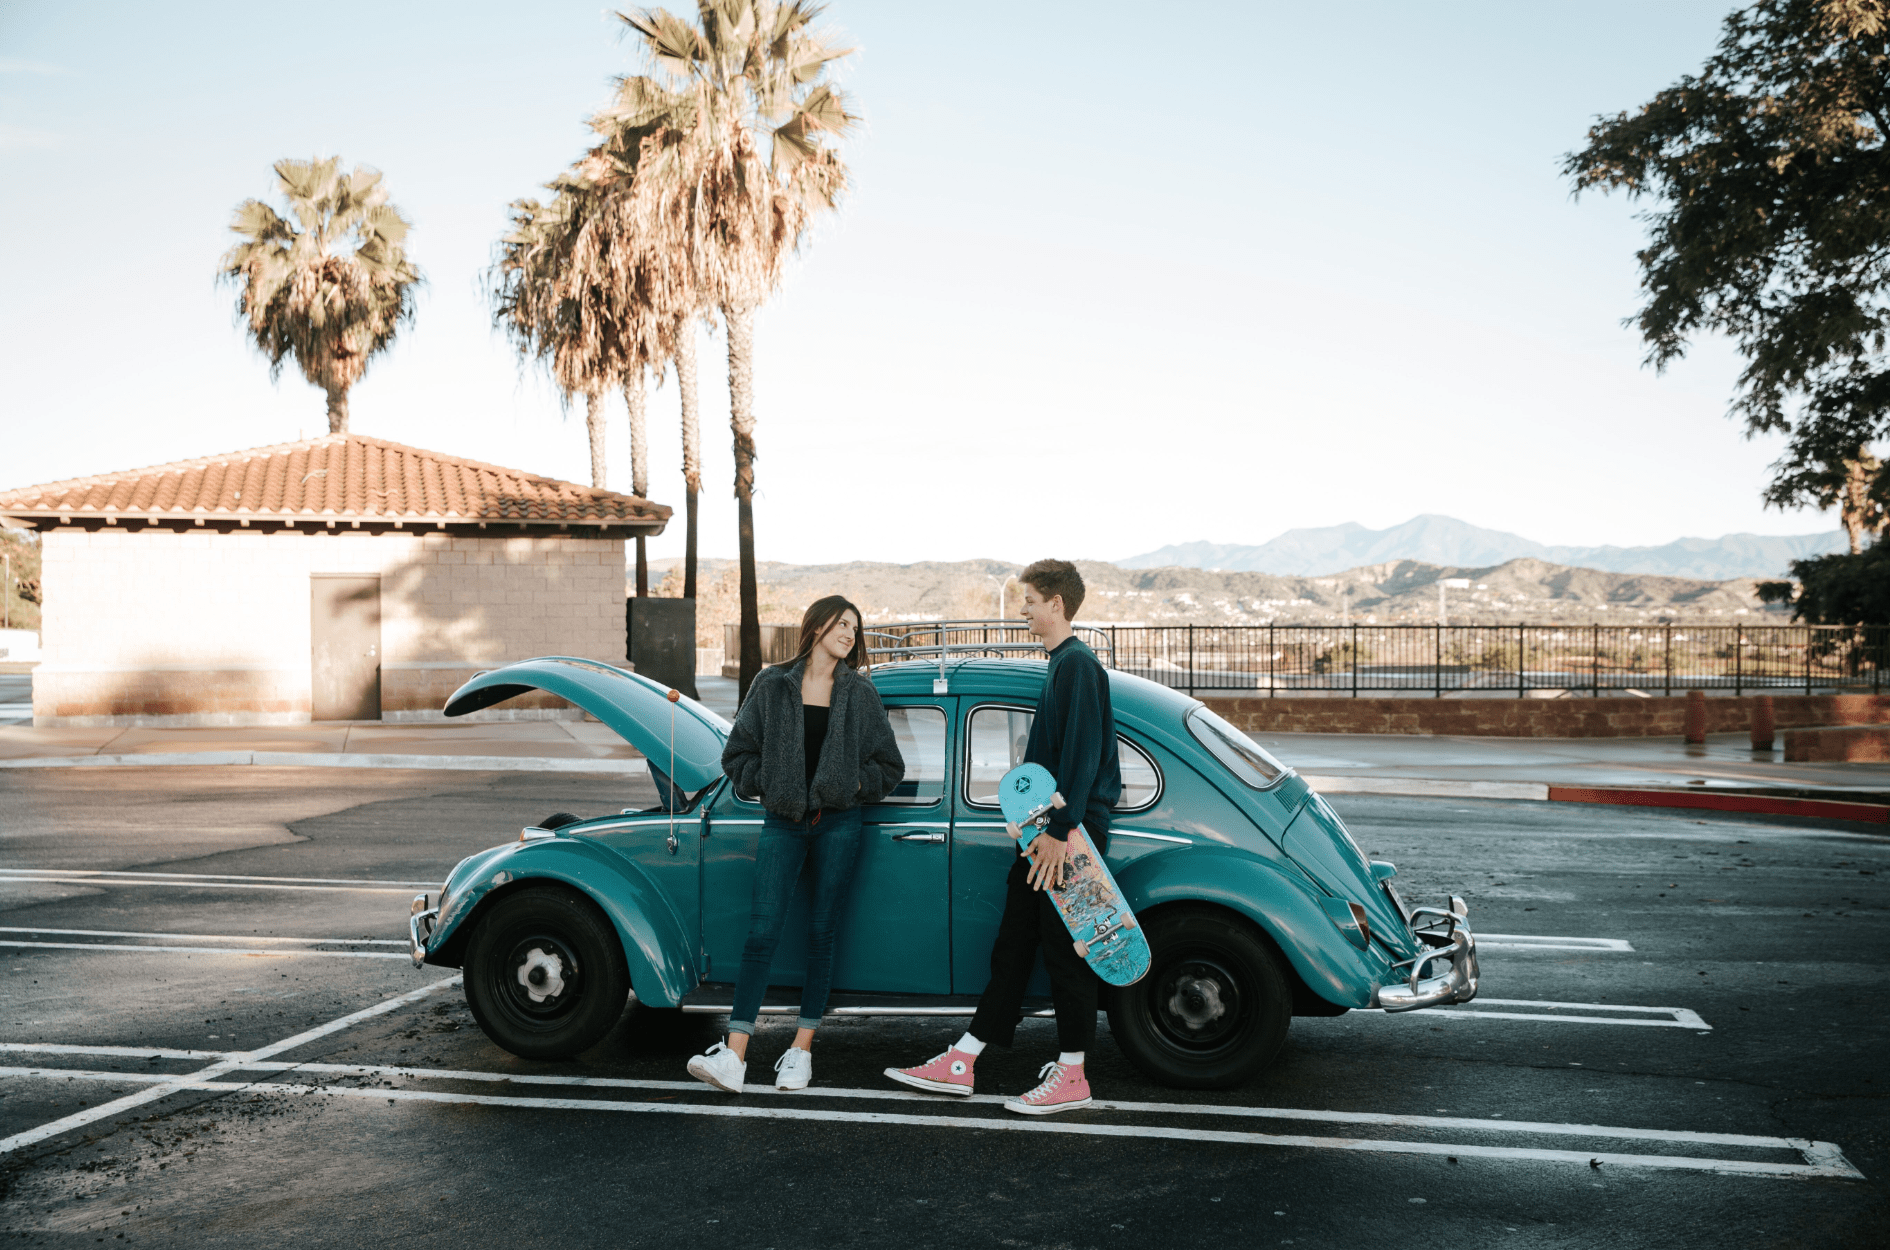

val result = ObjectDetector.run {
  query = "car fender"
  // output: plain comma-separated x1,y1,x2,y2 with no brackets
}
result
424,838,698,1008
1115,847,1390,1009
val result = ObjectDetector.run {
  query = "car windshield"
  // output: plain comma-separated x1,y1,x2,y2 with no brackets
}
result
1186,706,1287,789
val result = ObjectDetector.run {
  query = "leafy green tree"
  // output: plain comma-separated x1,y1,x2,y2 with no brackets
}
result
220,158,420,434
1764,441,1887,551
613,0,858,700
1760,544,1890,621
1564,1,1890,520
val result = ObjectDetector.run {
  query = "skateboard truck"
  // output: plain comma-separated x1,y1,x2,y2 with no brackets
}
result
1005,792,1065,844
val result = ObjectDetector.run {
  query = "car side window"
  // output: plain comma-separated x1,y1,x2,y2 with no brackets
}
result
878,705,947,806
963,705,1161,812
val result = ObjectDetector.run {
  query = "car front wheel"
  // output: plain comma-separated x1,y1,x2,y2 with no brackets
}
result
463,886,631,1060
1107,905,1291,1089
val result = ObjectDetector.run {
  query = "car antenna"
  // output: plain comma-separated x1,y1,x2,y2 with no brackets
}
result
665,688,681,855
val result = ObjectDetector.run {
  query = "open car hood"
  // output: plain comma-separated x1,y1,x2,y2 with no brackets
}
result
443,656,730,793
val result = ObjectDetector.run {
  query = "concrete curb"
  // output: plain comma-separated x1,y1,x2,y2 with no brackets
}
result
0,751,651,774
1301,775,1550,802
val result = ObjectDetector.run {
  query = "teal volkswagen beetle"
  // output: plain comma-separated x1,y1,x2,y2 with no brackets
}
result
408,654,1477,1089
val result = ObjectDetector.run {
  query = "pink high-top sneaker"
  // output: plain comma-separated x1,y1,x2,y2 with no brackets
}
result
1005,1060,1092,1115
884,1047,978,1097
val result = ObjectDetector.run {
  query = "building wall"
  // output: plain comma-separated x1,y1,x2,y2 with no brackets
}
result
33,529,624,726
1201,692,1890,738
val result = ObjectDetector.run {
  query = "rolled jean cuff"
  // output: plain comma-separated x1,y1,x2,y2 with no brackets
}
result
796,1015,822,1031
727,1018,757,1037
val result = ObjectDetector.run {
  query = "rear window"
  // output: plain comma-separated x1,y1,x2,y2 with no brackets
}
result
1186,707,1287,789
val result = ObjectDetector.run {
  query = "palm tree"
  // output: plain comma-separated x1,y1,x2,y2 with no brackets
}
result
491,184,621,488
614,0,858,699
220,157,420,434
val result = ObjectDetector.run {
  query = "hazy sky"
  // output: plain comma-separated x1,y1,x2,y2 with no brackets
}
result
0,1,1837,568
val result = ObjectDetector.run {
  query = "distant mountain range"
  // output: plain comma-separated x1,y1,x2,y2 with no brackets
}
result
1119,514,1848,581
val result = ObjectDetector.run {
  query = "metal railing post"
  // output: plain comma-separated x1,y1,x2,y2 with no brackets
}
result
1435,622,1442,699
1735,624,1744,698
1664,625,1672,697
1517,624,1525,698
1187,624,1195,698
1593,623,1600,697
1351,623,1359,697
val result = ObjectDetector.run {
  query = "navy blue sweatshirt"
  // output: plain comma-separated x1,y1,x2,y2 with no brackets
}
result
1024,636,1121,850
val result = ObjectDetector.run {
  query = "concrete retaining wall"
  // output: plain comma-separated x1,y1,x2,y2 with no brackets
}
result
1784,723,1890,762
1201,693,1890,738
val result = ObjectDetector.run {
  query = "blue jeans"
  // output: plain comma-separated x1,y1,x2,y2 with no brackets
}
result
729,807,866,1035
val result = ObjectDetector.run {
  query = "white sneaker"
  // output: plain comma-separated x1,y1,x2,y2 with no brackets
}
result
686,1042,746,1094
774,1047,813,1091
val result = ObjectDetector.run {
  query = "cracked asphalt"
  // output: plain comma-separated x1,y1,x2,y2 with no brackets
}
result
0,766,1885,1248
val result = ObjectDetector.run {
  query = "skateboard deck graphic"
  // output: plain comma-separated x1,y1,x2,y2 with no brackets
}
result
999,763,1151,987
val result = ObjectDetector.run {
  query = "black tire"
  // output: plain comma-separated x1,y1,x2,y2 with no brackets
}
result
463,886,631,1060
1107,905,1291,1089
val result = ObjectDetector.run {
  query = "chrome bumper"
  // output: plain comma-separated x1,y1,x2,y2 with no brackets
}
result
409,894,438,969
1372,895,1478,1013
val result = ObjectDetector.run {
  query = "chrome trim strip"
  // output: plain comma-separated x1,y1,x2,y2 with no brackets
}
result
881,821,952,829
1112,829,1191,845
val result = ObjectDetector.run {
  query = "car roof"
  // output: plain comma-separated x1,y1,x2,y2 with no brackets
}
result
869,657,1203,730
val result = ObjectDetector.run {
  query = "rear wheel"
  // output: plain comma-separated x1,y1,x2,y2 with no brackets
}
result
464,886,630,1060
1107,906,1291,1088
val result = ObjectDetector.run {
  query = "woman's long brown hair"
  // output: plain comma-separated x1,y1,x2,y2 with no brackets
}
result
793,595,868,671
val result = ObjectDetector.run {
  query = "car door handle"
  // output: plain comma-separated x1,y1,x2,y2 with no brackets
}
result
891,831,946,843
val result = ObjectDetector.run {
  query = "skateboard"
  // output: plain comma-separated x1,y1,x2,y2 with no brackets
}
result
998,763,1151,987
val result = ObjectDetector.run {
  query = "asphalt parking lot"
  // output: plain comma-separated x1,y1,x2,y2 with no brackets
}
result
1,766,1885,1248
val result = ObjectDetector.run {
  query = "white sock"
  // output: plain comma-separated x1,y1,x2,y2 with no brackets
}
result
1058,1051,1084,1066
954,1033,986,1057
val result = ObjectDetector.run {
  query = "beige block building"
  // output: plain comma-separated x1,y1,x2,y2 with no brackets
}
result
0,435,668,728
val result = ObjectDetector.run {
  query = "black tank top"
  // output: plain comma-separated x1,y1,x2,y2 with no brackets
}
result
803,703,830,782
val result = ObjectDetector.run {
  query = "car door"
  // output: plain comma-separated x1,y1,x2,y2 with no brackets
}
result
699,699,955,995
950,701,1165,996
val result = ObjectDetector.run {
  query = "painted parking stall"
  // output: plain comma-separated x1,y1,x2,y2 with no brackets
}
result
1,768,1883,1246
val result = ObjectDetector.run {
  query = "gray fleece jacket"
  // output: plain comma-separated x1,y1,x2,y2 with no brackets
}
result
720,660,906,821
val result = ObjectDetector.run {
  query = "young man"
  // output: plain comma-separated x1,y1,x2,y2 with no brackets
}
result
885,558,1121,1114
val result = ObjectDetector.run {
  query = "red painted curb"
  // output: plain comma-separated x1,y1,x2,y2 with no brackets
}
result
1547,786,1889,824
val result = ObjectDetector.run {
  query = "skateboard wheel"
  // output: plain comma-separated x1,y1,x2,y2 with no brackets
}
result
1074,940,1090,959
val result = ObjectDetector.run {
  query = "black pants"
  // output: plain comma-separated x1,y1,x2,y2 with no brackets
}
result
968,853,1098,1053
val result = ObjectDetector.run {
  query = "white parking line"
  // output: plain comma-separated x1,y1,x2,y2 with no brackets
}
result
0,975,460,1155
0,927,407,946
1477,934,1635,953
0,1043,229,1061
0,869,439,888
0,940,411,960
1412,998,1711,1030
0,1060,1855,1179
0,876,421,896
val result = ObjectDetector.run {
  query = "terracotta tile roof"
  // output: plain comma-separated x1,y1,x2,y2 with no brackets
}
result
0,434,669,532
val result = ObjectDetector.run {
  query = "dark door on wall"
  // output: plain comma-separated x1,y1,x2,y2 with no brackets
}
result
310,576,381,721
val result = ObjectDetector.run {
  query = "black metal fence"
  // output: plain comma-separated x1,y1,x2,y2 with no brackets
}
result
864,620,1890,697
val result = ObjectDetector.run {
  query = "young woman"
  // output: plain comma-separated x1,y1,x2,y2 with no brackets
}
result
686,596,905,1094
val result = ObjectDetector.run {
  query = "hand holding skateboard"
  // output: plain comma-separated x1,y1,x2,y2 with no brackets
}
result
996,763,1151,987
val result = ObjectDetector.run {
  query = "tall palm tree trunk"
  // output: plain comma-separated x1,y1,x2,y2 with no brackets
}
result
625,367,650,596
584,390,607,489
324,385,350,434
676,325,702,602
726,304,761,703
